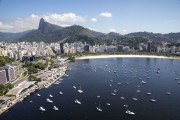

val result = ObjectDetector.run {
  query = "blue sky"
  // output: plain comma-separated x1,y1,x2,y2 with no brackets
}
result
0,0,180,34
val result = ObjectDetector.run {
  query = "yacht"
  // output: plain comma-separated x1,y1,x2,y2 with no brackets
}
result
125,110,135,115
96,103,102,112
111,93,116,96
121,97,125,100
146,92,152,95
49,94,53,98
149,99,156,102
117,82,121,85
74,99,81,105
136,89,141,93
78,85,83,93
73,86,77,89
132,97,138,101
46,98,53,103
106,103,111,106
37,94,41,97
97,95,100,98
140,80,146,84
59,91,63,95
39,106,46,111
53,106,59,111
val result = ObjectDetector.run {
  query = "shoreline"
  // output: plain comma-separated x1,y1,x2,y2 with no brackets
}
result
0,64,68,115
76,54,180,60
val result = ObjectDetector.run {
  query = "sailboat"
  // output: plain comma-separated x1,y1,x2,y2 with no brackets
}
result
124,105,135,115
53,106,59,111
96,102,102,112
74,99,81,105
39,106,46,111
78,85,83,93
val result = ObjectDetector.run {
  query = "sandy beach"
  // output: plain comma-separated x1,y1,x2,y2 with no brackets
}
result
76,55,180,60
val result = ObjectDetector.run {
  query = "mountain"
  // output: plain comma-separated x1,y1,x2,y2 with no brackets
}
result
0,18,180,44
19,18,106,45
126,32,180,42
0,30,33,42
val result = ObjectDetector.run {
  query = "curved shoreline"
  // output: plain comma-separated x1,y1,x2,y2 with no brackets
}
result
76,55,180,60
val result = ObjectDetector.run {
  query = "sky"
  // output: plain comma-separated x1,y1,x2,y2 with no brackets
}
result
0,0,180,34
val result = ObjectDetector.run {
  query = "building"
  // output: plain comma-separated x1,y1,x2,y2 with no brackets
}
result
60,43,64,54
147,40,152,52
84,45,90,52
0,70,8,84
117,45,124,52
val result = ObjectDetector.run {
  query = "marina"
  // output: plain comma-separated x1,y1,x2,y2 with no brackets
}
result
0,57,180,120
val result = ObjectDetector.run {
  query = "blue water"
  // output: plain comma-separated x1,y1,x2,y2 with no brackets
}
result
1,58,180,120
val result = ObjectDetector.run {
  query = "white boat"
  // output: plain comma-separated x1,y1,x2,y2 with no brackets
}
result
106,103,111,106
166,91,171,95
96,103,102,112
73,86,77,89
29,101,33,103
65,74,69,76
146,92,152,95
125,110,135,115
46,98,53,103
37,94,41,97
109,84,112,87
117,82,121,85
111,93,116,96
49,94,53,98
121,97,125,99
149,99,156,102
136,89,141,93
59,91,63,95
132,97,138,101
113,89,118,92
74,99,81,105
97,95,100,98
78,85,83,93
54,81,61,84
140,80,146,84
53,106,59,111
175,78,179,80
39,106,46,111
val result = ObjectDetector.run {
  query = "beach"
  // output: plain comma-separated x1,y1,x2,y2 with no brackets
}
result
76,55,180,60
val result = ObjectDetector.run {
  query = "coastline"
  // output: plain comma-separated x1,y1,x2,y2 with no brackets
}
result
76,54,180,60
0,64,68,115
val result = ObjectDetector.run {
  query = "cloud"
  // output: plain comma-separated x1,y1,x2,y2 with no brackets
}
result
99,12,112,18
0,13,86,32
90,18,97,22
109,28,117,32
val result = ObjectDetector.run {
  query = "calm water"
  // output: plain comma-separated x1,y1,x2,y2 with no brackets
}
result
1,58,180,120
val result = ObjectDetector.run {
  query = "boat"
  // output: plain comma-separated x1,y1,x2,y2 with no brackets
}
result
39,106,46,111
78,85,83,93
149,99,156,102
59,91,63,95
46,98,53,103
73,86,77,89
113,89,118,92
146,92,152,95
140,80,146,84
106,103,111,106
53,106,59,111
177,81,180,84
132,97,138,101
37,94,41,97
74,99,81,105
109,84,112,87
125,110,135,115
49,94,53,98
97,95,100,98
166,91,171,95
121,97,125,99
64,74,69,77
111,93,116,96
96,103,102,112
117,82,121,85
175,78,179,80
136,89,141,93
124,105,135,115
54,81,61,84
29,101,33,103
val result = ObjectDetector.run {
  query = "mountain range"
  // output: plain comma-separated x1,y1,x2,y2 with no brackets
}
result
0,18,180,45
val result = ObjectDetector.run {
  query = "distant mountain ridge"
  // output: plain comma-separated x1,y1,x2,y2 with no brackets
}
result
0,18,179,43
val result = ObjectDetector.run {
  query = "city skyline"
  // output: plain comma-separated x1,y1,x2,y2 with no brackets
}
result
0,0,180,34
